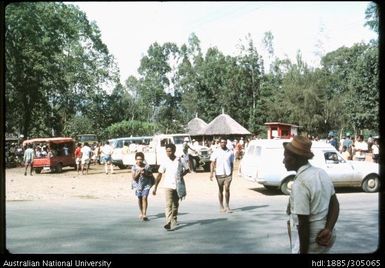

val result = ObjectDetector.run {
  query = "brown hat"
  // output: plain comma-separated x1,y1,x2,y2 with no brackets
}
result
284,136,314,159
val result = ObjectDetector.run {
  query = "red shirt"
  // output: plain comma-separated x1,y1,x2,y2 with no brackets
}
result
75,147,82,158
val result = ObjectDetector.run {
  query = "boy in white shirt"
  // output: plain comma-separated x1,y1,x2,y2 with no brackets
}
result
153,143,190,231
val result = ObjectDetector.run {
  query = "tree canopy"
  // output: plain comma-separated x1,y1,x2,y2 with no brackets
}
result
5,2,379,141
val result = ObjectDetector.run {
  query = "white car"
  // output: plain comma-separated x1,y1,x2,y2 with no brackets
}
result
239,139,380,195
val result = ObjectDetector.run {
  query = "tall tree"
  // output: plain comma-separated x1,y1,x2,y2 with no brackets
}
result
364,2,378,34
236,34,264,133
137,42,179,129
194,47,228,122
177,33,203,123
262,31,274,59
321,43,378,134
5,2,118,138
266,52,327,136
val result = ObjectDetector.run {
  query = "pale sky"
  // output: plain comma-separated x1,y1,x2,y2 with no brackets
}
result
70,1,377,83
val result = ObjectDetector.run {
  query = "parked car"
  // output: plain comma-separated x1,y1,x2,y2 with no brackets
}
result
239,139,380,195
22,137,76,173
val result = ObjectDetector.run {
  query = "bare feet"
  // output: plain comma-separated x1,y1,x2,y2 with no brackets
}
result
225,207,233,213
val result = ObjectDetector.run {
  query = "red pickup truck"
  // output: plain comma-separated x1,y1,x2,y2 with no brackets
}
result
22,137,76,173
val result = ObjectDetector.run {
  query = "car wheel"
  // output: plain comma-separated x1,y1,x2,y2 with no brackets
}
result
203,163,211,172
34,168,42,174
362,174,380,193
281,176,295,195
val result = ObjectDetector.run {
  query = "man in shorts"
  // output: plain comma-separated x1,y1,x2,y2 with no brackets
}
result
80,142,92,175
23,143,34,176
209,137,235,213
101,140,114,175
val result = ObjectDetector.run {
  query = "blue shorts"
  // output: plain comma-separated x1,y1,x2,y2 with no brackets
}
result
103,155,112,162
136,188,150,197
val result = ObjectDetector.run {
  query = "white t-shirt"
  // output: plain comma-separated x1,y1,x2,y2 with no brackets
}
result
210,147,234,176
354,141,368,159
81,145,92,160
158,156,188,189
102,144,113,156
372,144,379,155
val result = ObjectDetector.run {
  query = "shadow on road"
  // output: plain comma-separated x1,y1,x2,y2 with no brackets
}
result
148,212,189,221
173,217,227,231
231,205,268,212
249,187,283,196
250,186,366,196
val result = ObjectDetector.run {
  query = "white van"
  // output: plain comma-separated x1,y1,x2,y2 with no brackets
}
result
137,134,190,167
239,139,380,195
109,136,153,169
110,134,192,169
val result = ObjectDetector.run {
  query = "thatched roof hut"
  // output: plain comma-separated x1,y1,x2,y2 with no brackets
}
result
187,117,208,136
204,113,251,135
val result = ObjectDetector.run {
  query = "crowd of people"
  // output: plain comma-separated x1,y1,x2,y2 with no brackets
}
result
123,135,341,253
307,134,380,163
10,132,380,254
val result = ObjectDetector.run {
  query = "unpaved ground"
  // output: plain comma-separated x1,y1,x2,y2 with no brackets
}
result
5,160,265,202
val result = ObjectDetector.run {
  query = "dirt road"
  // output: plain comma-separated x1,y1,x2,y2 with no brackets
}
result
5,160,266,202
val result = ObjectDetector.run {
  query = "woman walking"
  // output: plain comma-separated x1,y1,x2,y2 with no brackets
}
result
132,152,154,221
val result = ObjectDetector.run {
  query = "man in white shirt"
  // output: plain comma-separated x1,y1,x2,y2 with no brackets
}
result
283,136,339,254
209,137,235,213
153,143,190,231
80,142,92,175
354,135,368,161
101,141,114,174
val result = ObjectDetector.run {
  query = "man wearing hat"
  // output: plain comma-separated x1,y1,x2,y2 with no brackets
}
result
183,137,197,171
283,135,340,253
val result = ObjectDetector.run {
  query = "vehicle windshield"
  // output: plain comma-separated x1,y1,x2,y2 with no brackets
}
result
173,136,189,145
78,135,97,142
112,137,153,149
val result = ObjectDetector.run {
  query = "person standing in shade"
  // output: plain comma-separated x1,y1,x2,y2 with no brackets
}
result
23,143,34,176
152,143,190,231
132,152,154,221
283,135,339,254
209,137,235,213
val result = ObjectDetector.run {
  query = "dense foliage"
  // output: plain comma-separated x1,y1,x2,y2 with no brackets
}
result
5,2,379,141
